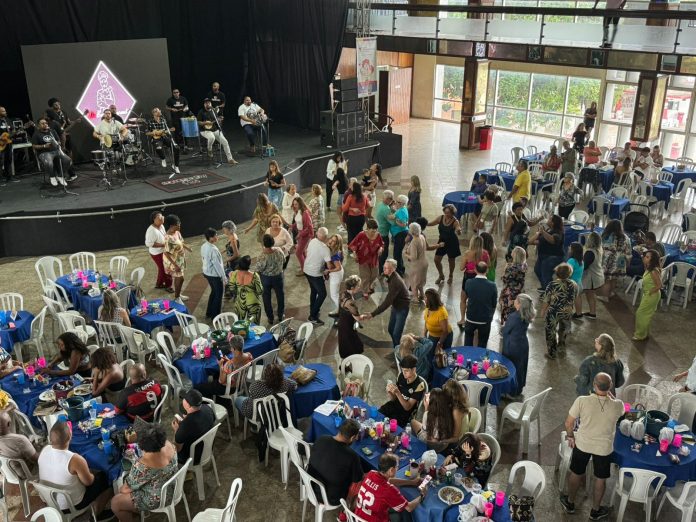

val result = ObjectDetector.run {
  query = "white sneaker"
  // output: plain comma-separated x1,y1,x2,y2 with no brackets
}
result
179,294,189,301
174,166,180,174
161,159,167,168
50,178,58,187
58,177,67,186
175,297,184,305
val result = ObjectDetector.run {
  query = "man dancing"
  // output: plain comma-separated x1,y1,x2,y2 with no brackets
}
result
147,108,180,175
197,99,238,165
238,96,268,153
31,118,71,187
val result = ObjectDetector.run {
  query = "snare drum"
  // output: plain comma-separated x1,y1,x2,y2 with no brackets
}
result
91,150,106,163
181,117,199,138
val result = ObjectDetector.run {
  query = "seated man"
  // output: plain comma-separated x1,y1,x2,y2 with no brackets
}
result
31,118,71,187
172,389,216,465
0,411,39,479
114,363,162,421
38,422,112,517
147,107,180,174
633,146,653,180
379,355,426,428
307,418,363,505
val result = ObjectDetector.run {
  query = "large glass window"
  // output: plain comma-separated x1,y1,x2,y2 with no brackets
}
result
496,71,531,109
662,90,691,132
433,64,464,121
603,84,636,125
530,74,566,113
567,77,601,116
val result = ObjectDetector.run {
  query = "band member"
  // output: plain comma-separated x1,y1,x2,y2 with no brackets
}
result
109,104,125,124
93,109,128,146
197,98,238,165
0,107,19,184
31,118,71,187
147,108,180,174
206,82,226,115
46,98,72,148
238,96,268,152
165,88,190,146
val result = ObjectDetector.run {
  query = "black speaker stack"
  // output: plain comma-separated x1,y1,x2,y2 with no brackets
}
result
320,77,367,148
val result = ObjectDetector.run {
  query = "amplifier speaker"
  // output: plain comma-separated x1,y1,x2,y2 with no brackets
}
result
355,127,365,144
319,110,334,131
335,88,358,102
334,77,357,91
356,111,365,128
346,112,356,129
338,100,360,113
336,130,350,148
320,130,335,147
336,113,348,130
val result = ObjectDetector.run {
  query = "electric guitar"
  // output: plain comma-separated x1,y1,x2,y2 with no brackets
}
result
0,117,35,152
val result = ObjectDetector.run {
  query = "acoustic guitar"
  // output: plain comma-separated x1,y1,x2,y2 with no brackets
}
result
0,118,35,152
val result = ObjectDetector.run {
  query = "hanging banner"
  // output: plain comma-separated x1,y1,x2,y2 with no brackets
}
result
356,37,377,98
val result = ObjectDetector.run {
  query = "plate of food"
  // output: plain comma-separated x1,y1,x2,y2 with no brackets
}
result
438,486,465,505
34,403,58,416
570,225,585,231
462,477,476,492
39,389,56,402
57,361,69,371
250,325,267,336
73,384,92,396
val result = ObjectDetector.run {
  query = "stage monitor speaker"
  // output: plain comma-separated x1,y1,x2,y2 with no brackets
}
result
338,100,360,113
356,111,366,128
336,88,358,102
334,77,357,91
373,131,403,168
319,110,334,131
320,130,336,147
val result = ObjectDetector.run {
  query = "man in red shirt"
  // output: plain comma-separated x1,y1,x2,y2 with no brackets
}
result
355,453,428,522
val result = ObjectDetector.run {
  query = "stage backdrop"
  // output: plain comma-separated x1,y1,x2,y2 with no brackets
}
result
22,39,171,163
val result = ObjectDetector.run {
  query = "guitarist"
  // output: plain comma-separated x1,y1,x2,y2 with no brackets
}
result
146,108,180,175
46,98,74,150
197,98,238,165
237,96,268,153
0,107,18,184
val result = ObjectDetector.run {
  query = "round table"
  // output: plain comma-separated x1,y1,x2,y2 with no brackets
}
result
0,311,34,353
650,181,674,204
612,428,696,487
473,169,501,186
284,363,340,420
564,223,589,248
174,332,277,385
431,347,517,406
56,273,135,320
129,299,189,334
442,192,482,219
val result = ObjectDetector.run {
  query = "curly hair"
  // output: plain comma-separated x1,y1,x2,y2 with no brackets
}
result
263,363,284,392
425,388,455,441
138,424,168,453
90,347,117,371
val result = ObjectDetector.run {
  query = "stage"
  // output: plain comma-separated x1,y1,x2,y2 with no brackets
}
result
0,124,381,257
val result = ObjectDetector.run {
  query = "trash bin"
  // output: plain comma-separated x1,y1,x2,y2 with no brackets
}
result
480,126,493,151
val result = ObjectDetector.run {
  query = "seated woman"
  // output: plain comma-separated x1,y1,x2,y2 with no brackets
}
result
542,145,561,174
0,345,24,378
444,432,493,487
97,289,131,327
90,348,125,402
410,388,458,452
111,424,178,522
394,333,434,382
196,334,252,402
443,379,479,438
235,363,297,420
583,140,602,165
40,332,91,377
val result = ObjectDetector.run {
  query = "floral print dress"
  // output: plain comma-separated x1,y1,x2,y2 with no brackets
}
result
163,231,186,278
602,233,632,281
308,196,325,229
499,262,527,323
253,203,279,244
127,453,178,511
228,271,263,323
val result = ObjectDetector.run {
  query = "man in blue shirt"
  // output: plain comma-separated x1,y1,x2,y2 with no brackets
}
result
462,262,498,347
201,228,227,319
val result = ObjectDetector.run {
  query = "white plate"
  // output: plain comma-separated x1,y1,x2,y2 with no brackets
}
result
571,225,585,231
73,384,92,396
438,486,465,505
39,390,56,402
250,325,267,335
57,361,69,371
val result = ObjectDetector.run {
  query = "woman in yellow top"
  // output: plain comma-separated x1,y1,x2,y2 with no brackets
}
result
423,288,453,350
511,159,531,204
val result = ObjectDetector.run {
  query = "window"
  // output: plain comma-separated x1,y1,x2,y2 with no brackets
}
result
662,90,691,132
439,0,467,18
496,71,530,109
661,133,686,160
567,77,601,116
603,83,636,125
528,112,563,135
530,74,566,113
433,64,464,121
494,108,527,131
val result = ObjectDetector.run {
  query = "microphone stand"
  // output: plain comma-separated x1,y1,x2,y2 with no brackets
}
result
210,107,223,169
166,122,179,179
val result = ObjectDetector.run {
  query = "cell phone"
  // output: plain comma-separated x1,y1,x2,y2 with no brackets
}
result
174,414,183,422
419,475,432,489
361,447,373,456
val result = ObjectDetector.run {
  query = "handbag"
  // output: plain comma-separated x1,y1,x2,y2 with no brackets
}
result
508,494,535,522
433,344,447,369
624,403,646,422
278,341,296,364
343,377,364,398
486,362,510,380
290,366,317,385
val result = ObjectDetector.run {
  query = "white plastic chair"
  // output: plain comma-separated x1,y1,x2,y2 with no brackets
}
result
31,480,95,522
94,320,127,362
590,196,610,227
202,396,232,440
120,359,135,386
660,223,685,244
659,171,674,183
664,262,696,309
495,162,513,174
656,480,696,522
119,324,158,365
269,316,294,341
506,460,546,501
192,477,243,522
35,256,64,294
8,400,42,445
68,251,97,272
295,464,341,522
56,311,96,340
152,383,169,423
556,430,592,495
295,321,313,364
212,312,239,331
611,467,666,522
45,280,73,311
568,210,589,225
682,230,696,243
31,507,64,522
0,292,23,311
466,407,482,433
280,426,312,495
155,330,178,363
129,267,145,299
670,179,693,213
144,457,192,522
340,499,368,522
42,294,69,340
175,310,211,344
462,381,493,431
478,433,501,476
498,387,552,455
114,285,132,311
621,384,664,411
15,306,47,363
220,361,251,428
189,423,221,501
0,455,35,517
666,392,696,430
608,186,628,199
256,394,304,484
109,255,129,282
527,145,537,155
156,353,193,409
511,146,525,165
684,212,696,231
248,348,279,385
339,354,374,400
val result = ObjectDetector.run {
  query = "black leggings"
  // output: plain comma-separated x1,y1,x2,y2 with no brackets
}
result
345,214,366,244
559,205,574,219
325,178,334,208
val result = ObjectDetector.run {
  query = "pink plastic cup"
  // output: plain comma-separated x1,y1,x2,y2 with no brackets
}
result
375,423,383,437
401,432,410,449
36,357,46,368
472,362,479,375
484,502,494,517
673,434,683,447
390,419,398,433
456,354,464,366
495,491,505,507
483,360,491,371
660,439,670,453
162,299,170,309
25,366,35,378
624,402,631,413
204,347,211,358
141,299,148,309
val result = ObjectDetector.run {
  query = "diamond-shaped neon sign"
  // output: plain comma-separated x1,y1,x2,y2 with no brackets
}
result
77,61,136,128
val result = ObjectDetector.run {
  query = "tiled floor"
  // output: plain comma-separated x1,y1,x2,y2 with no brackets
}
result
1,119,693,521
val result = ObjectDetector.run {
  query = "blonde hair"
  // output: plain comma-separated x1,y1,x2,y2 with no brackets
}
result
312,184,322,197
468,236,485,262
595,333,616,363
511,246,527,265
398,335,416,359
328,233,344,255
410,175,422,193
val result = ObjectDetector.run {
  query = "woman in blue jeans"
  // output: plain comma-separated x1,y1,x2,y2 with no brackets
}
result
529,214,565,290
254,234,286,324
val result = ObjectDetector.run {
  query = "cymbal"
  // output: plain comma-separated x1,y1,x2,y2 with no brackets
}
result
125,124,141,128
127,118,145,123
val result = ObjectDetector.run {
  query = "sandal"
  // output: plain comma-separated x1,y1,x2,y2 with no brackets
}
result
447,276,453,284
435,276,444,285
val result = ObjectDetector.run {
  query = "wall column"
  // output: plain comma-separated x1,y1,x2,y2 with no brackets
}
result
459,57,489,149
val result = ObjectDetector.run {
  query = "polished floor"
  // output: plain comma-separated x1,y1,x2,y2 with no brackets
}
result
1,119,693,521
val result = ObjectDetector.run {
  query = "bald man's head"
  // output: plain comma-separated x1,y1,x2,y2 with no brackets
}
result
0,412,12,436
594,372,612,393
129,363,147,384
50,422,72,447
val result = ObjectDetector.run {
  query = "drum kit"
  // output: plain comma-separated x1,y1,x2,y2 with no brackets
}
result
90,117,152,189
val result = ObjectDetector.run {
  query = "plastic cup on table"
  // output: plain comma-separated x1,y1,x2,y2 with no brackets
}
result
204,347,211,358
390,419,398,433
496,491,505,507
375,422,384,437
16,372,25,385
483,360,491,372
37,357,46,369
472,362,479,375
103,439,113,453
370,406,378,419
659,439,670,453
484,503,494,517
624,402,631,413
101,428,111,442
163,299,170,310
89,407,97,421
673,434,683,447
456,354,464,366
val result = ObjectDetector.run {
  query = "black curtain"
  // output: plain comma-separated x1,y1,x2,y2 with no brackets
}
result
0,0,248,119
246,0,348,130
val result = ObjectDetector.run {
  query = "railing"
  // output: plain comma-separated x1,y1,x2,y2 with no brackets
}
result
348,2,696,54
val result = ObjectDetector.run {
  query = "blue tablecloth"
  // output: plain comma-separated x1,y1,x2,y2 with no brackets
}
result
283,363,340,420
473,169,501,186
129,299,189,334
0,311,34,352
174,332,276,385
664,244,696,267
70,402,131,483
521,152,545,163
442,192,482,218
431,347,517,406
612,429,696,488
309,396,428,470
587,197,630,219
651,181,674,204
662,166,696,185
564,223,589,248
443,497,512,522
56,273,136,320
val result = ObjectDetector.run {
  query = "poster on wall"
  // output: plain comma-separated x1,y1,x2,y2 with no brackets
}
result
356,37,377,98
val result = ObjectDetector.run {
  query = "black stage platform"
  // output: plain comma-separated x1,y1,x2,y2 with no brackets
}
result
0,124,380,257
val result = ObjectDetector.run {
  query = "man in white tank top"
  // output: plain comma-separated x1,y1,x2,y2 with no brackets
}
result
38,422,113,517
